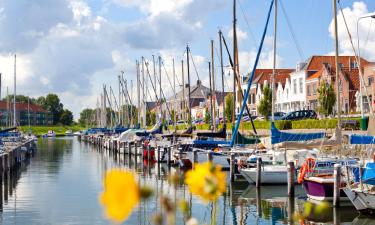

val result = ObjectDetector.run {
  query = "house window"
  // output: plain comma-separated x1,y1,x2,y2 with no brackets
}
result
351,61,358,69
293,79,297,94
339,79,342,93
368,76,374,86
307,85,311,96
299,78,303,94
312,83,317,94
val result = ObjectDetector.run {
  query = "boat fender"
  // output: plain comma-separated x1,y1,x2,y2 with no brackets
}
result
297,157,316,184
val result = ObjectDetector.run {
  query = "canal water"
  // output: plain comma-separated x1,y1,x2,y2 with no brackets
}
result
0,137,373,224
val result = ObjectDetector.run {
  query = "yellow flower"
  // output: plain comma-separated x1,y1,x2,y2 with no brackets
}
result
185,162,226,202
100,169,140,223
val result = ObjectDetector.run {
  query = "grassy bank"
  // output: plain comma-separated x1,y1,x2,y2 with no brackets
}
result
166,118,362,131
18,125,85,136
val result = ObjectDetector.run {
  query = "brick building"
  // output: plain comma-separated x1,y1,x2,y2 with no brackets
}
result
0,101,53,126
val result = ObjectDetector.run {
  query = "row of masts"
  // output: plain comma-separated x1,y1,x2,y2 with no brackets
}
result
91,0,258,132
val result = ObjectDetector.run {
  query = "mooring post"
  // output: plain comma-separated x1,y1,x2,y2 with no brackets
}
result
207,151,213,162
4,154,8,171
287,161,295,197
128,142,132,156
230,153,235,182
193,150,198,167
256,157,262,188
147,145,151,161
167,147,171,166
157,146,161,163
359,162,363,191
333,163,341,207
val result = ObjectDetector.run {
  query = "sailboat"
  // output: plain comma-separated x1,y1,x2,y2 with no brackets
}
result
233,0,334,185
300,0,359,201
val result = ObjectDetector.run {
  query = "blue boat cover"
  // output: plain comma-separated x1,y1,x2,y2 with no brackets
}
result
362,162,375,185
193,140,229,148
350,134,375,145
271,122,325,144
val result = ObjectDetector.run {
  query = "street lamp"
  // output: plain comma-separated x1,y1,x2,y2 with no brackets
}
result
357,14,375,118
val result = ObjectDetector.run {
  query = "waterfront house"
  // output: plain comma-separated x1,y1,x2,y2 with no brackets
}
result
0,101,53,126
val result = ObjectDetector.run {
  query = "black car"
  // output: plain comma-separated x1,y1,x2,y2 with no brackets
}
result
281,110,317,120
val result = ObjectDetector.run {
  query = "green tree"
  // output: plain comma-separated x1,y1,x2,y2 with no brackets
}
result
60,109,73,125
41,94,64,125
2,95,36,104
258,85,272,120
79,108,95,126
318,81,336,117
225,93,234,122
146,111,156,126
204,107,211,124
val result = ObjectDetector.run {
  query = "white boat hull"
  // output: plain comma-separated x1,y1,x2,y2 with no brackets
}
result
240,165,294,184
187,151,229,169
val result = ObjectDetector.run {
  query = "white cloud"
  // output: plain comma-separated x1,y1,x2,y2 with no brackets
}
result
227,27,248,43
329,1,375,61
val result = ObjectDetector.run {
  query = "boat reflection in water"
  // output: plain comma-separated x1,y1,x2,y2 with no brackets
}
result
0,137,374,225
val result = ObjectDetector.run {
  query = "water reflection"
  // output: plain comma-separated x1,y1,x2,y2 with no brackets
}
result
0,138,372,224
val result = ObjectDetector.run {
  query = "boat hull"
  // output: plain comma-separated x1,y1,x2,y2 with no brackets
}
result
240,166,292,184
303,178,347,201
343,187,375,214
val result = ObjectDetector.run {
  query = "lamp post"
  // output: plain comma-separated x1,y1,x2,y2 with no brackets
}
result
357,14,375,118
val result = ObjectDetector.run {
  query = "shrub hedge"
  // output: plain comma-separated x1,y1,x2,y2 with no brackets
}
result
167,118,362,130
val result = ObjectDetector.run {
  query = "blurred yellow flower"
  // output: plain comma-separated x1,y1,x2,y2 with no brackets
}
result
185,162,226,202
100,169,140,223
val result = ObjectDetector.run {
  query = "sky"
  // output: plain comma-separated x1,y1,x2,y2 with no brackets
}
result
0,0,374,119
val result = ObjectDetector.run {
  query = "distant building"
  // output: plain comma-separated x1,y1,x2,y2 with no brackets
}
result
0,101,53,126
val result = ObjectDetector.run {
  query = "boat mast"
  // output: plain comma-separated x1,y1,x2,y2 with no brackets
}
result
141,57,146,127
186,45,192,127
209,61,213,130
130,80,133,127
118,74,121,126
136,60,140,126
333,0,342,153
181,60,185,121
211,40,216,131
232,0,237,124
173,59,177,131
219,30,226,126
271,0,277,122
159,56,163,123
13,54,16,127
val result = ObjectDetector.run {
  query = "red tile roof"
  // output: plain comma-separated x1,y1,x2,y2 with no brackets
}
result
306,55,369,71
252,69,294,87
307,69,322,80
0,101,48,112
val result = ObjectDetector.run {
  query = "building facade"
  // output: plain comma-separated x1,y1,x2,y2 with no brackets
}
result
0,101,53,126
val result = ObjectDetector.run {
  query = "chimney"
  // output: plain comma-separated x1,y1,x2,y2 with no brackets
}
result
196,79,202,86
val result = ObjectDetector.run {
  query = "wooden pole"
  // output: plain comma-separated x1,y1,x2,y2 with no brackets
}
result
287,161,295,197
230,153,235,182
256,157,262,187
333,163,341,207
193,150,198,167
167,147,171,166
207,151,213,162
157,146,161,163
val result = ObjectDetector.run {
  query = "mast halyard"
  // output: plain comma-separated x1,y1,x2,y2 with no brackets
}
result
211,40,216,131
232,0,237,125
333,0,342,154
219,30,226,127
271,0,278,122
186,45,192,127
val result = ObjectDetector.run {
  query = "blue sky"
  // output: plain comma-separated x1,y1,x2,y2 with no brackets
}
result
0,0,374,118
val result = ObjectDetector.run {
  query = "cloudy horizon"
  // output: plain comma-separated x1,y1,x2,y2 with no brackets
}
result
0,0,374,119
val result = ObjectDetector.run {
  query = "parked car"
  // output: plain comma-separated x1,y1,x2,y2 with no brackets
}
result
281,110,317,121
176,120,187,125
267,112,286,120
192,118,203,125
